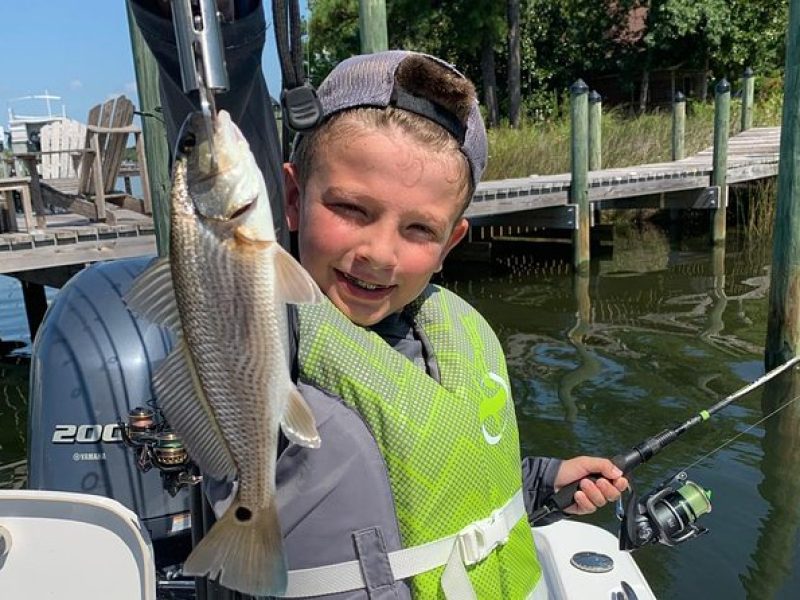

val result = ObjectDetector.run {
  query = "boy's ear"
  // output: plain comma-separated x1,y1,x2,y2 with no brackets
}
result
284,163,301,232
436,218,469,272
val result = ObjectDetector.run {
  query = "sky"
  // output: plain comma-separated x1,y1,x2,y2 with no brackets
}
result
0,1,300,130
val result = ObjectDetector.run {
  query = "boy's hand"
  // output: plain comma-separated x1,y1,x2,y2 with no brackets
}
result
554,456,628,515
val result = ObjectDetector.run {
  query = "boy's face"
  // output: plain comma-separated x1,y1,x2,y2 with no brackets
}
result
285,126,469,326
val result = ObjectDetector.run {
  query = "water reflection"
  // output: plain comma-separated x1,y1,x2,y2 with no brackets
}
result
558,274,600,422
741,373,800,597
0,357,28,474
440,222,786,597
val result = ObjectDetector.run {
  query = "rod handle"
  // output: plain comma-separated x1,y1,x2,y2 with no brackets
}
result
544,453,633,513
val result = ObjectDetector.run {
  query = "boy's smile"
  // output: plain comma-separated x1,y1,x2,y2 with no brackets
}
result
285,125,469,326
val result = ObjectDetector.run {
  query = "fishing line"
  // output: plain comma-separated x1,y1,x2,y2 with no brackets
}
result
531,355,800,524
680,390,800,473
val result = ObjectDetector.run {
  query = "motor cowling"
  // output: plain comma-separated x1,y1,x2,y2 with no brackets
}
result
28,257,191,559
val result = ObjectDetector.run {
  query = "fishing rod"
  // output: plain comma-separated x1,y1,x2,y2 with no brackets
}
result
530,355,800,549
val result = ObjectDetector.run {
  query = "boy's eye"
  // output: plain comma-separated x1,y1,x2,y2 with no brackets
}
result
408,223,438,239
331,203,366,217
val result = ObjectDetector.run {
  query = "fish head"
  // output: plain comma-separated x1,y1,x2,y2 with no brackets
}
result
174,110,276,243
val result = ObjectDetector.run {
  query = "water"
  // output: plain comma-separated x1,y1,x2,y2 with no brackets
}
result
2,222,800,597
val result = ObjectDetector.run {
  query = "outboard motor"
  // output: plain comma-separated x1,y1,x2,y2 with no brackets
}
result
27,256,192,569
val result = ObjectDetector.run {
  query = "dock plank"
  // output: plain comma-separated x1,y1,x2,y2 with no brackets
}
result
465,126,779,220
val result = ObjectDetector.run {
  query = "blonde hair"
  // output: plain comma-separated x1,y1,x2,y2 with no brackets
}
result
292,55,478,207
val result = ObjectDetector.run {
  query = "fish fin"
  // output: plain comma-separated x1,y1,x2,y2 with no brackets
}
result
183,500,287,597
273,244,325,305
153,340,237,479
123,257,181,331
281,387,321,449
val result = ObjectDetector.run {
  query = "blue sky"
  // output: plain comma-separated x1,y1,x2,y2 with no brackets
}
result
0,1,297,129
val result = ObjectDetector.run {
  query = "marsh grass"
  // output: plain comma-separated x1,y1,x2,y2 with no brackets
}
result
484,94,783,181
733,178,778,238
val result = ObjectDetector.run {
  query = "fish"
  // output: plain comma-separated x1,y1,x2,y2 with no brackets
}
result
125,109,324,596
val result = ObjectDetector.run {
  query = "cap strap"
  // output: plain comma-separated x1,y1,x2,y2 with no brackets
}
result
390,87,466,144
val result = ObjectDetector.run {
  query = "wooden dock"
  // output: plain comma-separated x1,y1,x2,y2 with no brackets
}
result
466,126,780,227
0,211,155,284
0,126,782,283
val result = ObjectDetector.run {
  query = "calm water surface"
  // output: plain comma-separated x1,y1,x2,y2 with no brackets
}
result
2,222,799,598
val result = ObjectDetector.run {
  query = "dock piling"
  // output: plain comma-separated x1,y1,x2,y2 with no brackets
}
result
20,280,47,342
570,79,590,273
126,0,170,257
741,67,755,132
588,90,602,171
672,91,686,161
358,0,388,53
712,78,731,245
766,0,800,370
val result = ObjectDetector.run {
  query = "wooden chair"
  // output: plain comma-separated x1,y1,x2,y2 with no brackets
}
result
22,95,153,225
39,118,86,182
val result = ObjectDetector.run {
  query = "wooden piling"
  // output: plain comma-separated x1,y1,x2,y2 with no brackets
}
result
126,0,170,257
570,79,590,273
358,0,388,53
741,67,755,132
712,79,731,245
20,280,47,342
672,91,686,161
766,0,800,370
588,91,602,171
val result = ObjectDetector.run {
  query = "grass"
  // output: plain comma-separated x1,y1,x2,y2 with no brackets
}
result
484,92,784,181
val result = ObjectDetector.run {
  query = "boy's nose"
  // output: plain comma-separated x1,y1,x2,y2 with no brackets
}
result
355,229,399,270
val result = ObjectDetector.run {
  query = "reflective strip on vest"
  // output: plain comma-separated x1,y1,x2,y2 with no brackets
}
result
283,489,527,598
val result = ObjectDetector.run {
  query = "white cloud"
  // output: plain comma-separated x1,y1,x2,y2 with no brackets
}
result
69,79,83,90
124,81,137,94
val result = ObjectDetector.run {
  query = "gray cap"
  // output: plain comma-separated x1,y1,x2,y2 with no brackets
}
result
313,50,488,189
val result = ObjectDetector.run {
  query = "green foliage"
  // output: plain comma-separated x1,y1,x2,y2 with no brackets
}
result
304,0,790,125
307,0,360,85
720,1,787,78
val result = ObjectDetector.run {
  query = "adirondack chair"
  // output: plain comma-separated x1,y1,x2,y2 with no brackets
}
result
30,95,152,225
39,118,86,182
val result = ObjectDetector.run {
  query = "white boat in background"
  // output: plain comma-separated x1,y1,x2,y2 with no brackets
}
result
5,92,68,153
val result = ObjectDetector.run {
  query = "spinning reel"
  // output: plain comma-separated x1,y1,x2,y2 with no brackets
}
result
119,406,201,496
618,471,712,550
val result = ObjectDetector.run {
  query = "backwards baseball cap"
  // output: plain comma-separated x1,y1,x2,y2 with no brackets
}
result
304,50,488,189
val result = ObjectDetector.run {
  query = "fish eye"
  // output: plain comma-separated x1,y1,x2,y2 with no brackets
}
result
230,196,257,220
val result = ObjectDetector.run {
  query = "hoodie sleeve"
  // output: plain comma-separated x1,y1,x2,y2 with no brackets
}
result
522,455,565,525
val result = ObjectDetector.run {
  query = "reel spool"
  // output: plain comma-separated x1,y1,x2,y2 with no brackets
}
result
120,406,200,496
619,472,712,551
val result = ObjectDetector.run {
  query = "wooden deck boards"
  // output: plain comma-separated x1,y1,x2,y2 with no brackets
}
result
1,212,156,274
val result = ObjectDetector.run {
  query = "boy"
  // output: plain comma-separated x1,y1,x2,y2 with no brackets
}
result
131,2,627,597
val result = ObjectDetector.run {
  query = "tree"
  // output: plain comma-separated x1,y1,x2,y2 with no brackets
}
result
307,0,360,85
307,0,507,126
642,0,730,101
508,0,521,127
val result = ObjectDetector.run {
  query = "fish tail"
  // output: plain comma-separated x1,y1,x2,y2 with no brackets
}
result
183,499,287,596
